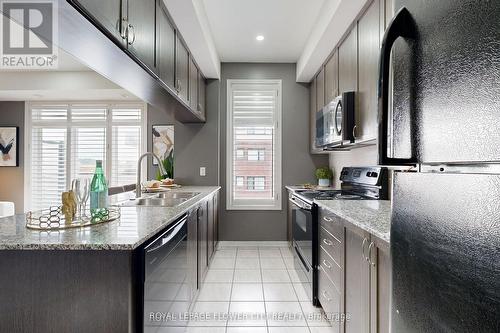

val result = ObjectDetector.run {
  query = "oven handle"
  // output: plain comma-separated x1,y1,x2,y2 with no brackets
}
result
289,196,312,210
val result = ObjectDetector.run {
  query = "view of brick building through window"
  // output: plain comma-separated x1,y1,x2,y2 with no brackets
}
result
233,127,273,199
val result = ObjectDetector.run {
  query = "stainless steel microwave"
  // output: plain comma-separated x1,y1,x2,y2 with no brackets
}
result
315,91,355,149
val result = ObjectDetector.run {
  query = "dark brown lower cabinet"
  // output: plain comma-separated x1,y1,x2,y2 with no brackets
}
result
370,239,391,333
187,207,199,292
318,208,391,333
213,191,219,250
197,200,208,283
191,192,219,295
207,196,214,260
344,226,371,333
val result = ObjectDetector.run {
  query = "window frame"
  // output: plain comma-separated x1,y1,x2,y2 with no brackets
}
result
24,101,147,211
226,79,282,211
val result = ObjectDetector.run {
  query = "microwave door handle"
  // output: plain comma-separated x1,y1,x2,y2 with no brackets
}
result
378,7,418,166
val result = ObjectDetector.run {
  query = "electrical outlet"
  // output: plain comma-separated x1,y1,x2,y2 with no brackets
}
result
200,167,206,177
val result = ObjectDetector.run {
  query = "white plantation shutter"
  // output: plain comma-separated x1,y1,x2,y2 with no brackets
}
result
71,127,106,180
227,80,282,210
27,103,146,211
110,106,143,186
31,127,67,211
70,106,108,180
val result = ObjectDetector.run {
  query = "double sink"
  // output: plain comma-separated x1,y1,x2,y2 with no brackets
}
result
120,192,201,207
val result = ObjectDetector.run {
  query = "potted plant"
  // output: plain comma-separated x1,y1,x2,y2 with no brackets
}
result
315,166,333,187
156,149,174,181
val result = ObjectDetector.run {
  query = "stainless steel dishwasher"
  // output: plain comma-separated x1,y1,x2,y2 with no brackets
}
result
142,214,190,331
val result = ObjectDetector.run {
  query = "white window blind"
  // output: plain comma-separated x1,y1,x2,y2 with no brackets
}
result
227,80,282,210
26,103,146,211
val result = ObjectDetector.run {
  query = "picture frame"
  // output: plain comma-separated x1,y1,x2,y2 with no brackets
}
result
152,125,174,165
0,126,19,167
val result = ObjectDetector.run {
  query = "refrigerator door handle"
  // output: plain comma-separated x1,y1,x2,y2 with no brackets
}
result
378,7,417,165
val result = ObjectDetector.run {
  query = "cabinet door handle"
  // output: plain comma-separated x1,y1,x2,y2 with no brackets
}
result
368,241,376,267
322,290,333,302
323,238,333,246
120,18,128,39
127,23,136,45
361,237,368,261
322,259,332,269
323,216,333,222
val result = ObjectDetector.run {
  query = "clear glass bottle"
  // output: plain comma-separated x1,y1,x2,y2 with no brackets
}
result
90,160,108,219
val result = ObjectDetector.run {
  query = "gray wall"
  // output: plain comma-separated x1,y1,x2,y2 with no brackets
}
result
147,79,220,186
220,63,328,241
0,101,25,213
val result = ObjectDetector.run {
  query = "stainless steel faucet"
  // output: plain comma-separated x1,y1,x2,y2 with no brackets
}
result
136,152,167,198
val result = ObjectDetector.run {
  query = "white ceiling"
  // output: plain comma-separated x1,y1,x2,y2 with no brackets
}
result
201,0,326,63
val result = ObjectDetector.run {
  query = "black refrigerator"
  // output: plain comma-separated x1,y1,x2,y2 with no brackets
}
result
378,1,500,332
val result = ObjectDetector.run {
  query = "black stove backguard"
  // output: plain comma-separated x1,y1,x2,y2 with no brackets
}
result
339,166,388,200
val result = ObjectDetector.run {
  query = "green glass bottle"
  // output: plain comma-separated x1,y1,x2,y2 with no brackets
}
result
90,160,108,220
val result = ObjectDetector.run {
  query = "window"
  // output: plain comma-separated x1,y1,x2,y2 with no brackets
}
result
25,102,146,211
247,149,265,161
236,149,245,159
227,80,282,210
247,176,265,191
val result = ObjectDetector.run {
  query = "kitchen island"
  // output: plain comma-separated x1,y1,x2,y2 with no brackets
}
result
0,186,220,333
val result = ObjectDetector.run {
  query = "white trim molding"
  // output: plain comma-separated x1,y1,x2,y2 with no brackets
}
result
226,79,282,211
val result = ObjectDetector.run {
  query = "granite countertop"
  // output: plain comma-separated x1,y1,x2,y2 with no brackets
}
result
314,199,392,244
0,186,220,251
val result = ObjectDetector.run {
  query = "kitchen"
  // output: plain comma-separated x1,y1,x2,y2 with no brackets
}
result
0,0,499,333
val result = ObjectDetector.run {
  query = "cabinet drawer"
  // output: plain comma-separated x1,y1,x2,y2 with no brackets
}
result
319,208,344,241
319,246,342,291
319,226,342,268
318,265,341,332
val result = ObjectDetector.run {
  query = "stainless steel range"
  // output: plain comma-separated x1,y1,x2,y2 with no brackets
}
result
289,166,388,306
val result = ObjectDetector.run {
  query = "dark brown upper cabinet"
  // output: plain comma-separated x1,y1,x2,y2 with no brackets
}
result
156,1,175,90
338,26,358,94
357,0,381,142
126,0,156,71
189,56,198,111
325,49,339,103
198,71,206,119
71,0,125,43
69,0,207,122
316,67,325,110
175,35,190,104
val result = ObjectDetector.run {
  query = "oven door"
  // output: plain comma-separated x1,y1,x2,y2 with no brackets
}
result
290,196,313,268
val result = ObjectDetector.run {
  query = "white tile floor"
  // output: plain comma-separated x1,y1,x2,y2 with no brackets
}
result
148,243,335,333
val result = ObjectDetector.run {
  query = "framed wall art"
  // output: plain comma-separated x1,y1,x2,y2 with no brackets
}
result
0,127,19,167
